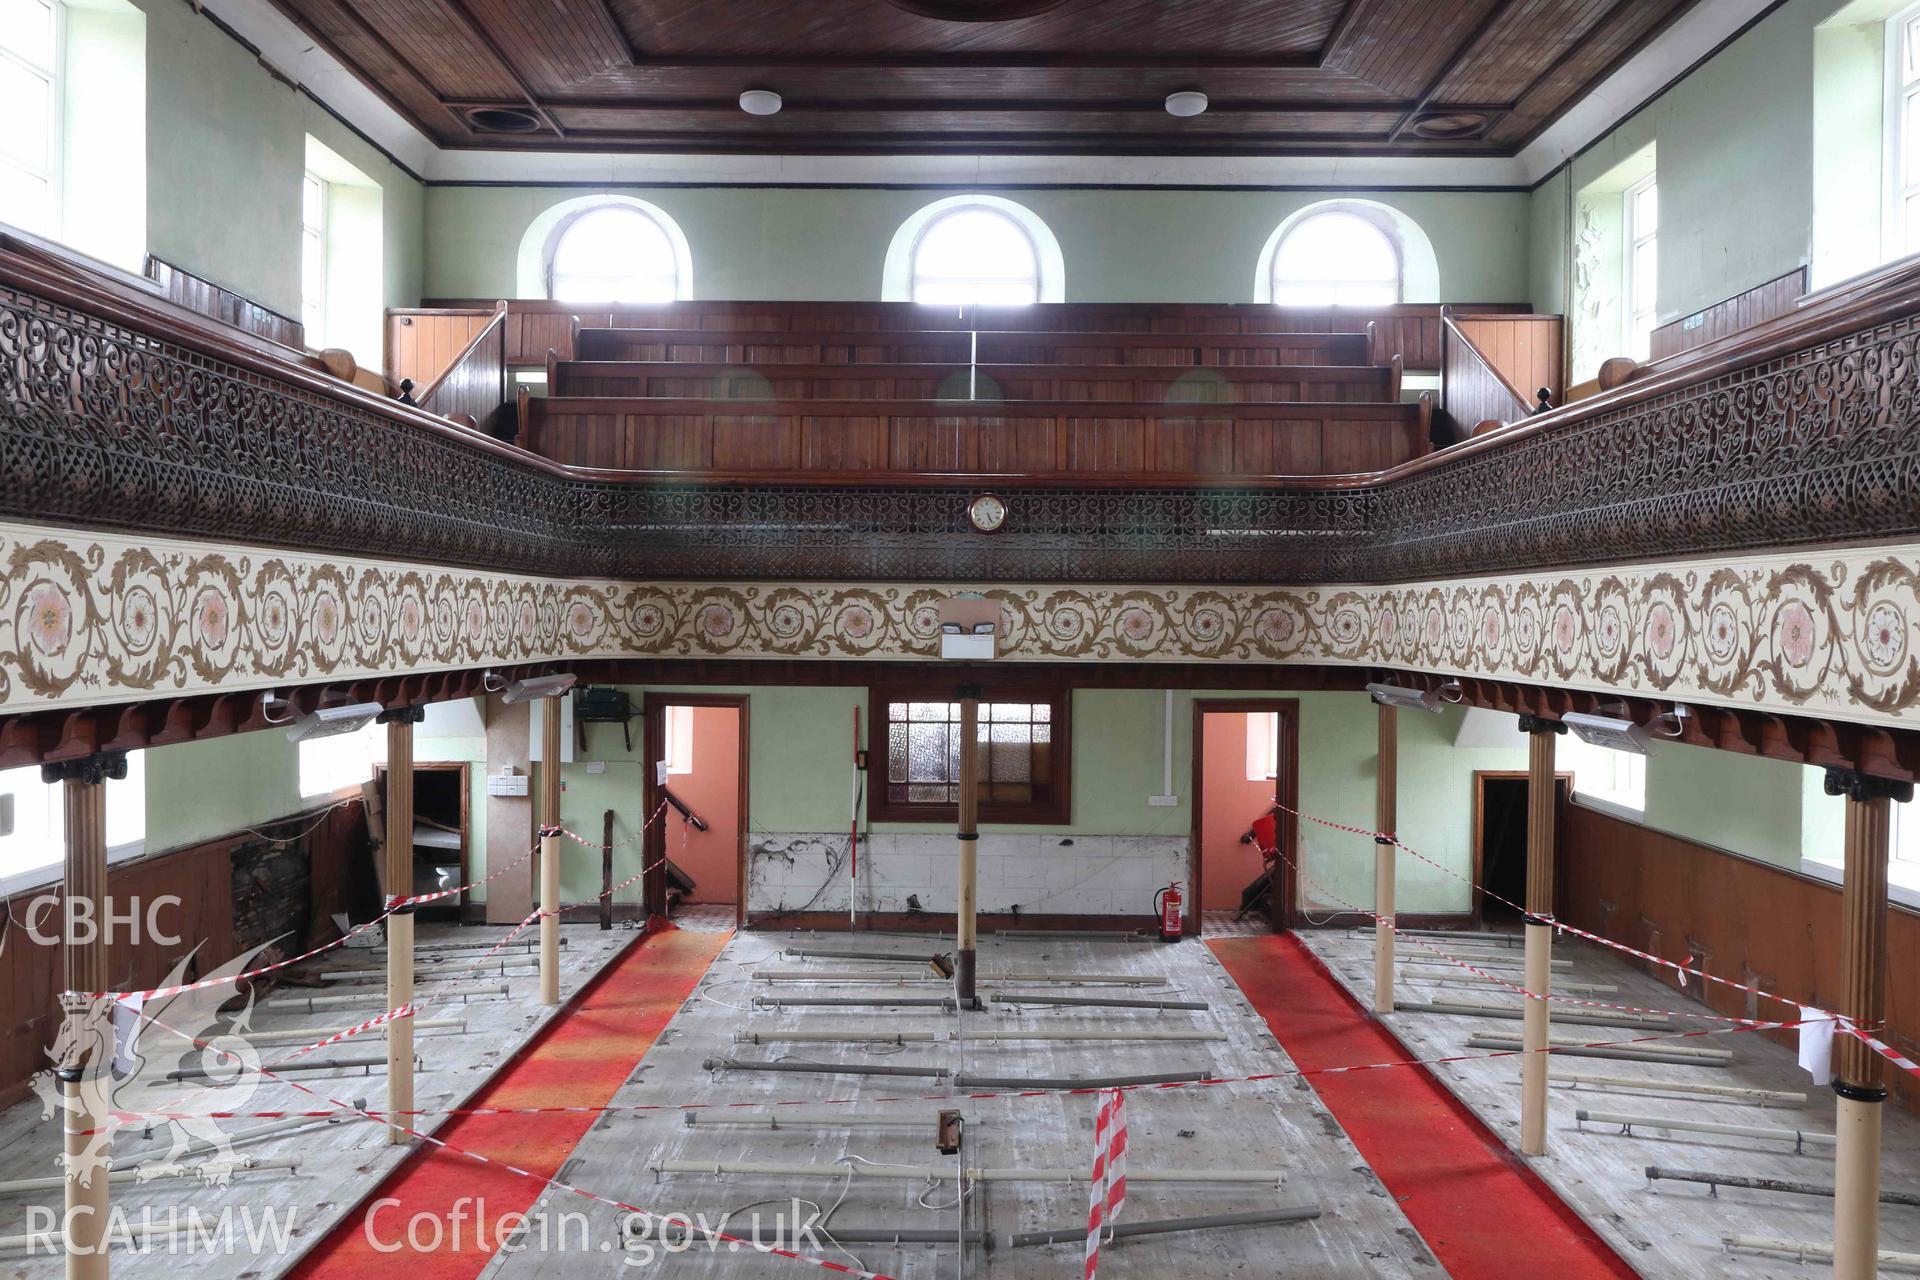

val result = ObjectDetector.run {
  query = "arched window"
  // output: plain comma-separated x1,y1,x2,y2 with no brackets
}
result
881,195,1065,304
1268,210,1401,305
910,206,1040,305
544,204,683,303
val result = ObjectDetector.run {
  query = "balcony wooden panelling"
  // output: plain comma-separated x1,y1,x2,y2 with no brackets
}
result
520,395,1430,479
387,308,500,391
549,360,1401,403
573,327,1373,367
430,299,1524,369
1649,266,1807,361
145,255,304,351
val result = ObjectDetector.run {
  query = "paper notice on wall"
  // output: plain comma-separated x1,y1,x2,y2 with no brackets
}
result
1798,1006,1834,1085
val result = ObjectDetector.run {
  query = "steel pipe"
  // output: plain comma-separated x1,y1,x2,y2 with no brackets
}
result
989,993,1207,1011
733,1030,940,1045
1575,1109,1835,1150
1399,952,1572,970
1551,1072,1805,1107
1468,1033,1731,1066
152,1052,415,1083
1401,969,1616,994
781,947,943,964
652,1160,1283,1184
1647,1166,1920,1207
752,970,1164,985
729,1028,1228,1044
321,960,534,983
996,929,1145,941
953,1029,1228,1043
752,996,956,1010
1008,1206,1321,1247
703,1057,951,1079
682,1112,944,1130
1391,928,1524,945
0,1155,301,1196
242,1018,467,1046
1394,998,1668,1028
951,1069,1210,1090
261,983,507,1012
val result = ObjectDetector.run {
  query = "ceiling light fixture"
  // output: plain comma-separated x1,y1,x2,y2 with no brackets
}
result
1165,91,1209,118
501,673,578,704
1366,681,1458,713
739,89,783,116
283,701,386,743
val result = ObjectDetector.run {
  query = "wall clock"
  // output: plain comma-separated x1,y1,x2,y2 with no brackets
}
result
967,492,1008,534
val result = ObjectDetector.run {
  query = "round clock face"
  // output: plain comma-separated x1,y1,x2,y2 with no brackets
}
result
968,492,1008,534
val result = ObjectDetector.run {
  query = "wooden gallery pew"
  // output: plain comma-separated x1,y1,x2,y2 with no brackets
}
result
547,358,1403,403
518,393,1432,478
572,327,1377,367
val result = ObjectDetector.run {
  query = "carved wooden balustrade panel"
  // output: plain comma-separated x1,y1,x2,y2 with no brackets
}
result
5,261,1920,586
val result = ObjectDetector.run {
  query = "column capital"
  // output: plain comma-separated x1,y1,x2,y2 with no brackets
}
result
39,752,128,786
378,704,428,725
1516,713,1567,736
1823,768,1914,804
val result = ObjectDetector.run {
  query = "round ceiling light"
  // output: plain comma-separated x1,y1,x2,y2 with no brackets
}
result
739,89,783,116
1165,91,1209,118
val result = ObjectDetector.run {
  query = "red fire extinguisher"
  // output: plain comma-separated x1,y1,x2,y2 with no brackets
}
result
1154,882,1184,942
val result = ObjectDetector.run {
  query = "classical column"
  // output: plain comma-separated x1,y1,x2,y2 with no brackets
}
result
44,752,125,1280
539,695,564,1006
379,707,423,1146
1824,768,1907,1280
1517,715,1565,1157
954,687,981,1007
1373,700,1398,1016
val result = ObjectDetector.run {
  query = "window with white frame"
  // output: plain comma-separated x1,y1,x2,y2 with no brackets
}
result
0,752,145,888
1560,735,1646,815
1623,173,1658,359
298,722,385,801
1269,210,1401,306
909,205,1041,306
1245,712,1279,782
1887,0,1920,260
300,170,328,342
546,204,682,304
0,0,60,234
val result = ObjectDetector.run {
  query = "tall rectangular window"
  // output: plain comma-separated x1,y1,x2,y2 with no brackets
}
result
300,170,328,342
0,0,60,234
1887,1,1920,260
869,684,1070,824
1622,173,1657,359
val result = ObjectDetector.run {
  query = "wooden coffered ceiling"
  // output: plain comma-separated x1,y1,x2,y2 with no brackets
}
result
266,0,1707,155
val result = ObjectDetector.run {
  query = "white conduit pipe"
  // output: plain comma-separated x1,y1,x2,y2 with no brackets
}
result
733,1030,940,1044
1390,928,1524,945
682,1112,945,1130
1401,970,1617,994
0,1155,301,1196
321,961,534,983
952,1029,1228,1043
127,1109,359,1152
729,1029,1229,1045
651,1160,1287,1185
0,1222,188,1254
1723,1235,1920,1271
1551,1073,1806,1107
1396,952,1573,970
263,983,508,1011
241,1018,468,1046
1575,1109,1836,1150
1395,998,1670,1028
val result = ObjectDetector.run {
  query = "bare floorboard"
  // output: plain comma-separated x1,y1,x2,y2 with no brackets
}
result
1298,928,1920,1279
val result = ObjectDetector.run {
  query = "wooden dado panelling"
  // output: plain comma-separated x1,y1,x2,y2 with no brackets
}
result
0,801,366,1102
441,301,1523,368
1649,266,1807,362
1556,799,1920,1113
522,395,1428,478
145,256,304,351
387,308,500,392
551,360,1400,404
574,328,1372,368
1450,313,1563,407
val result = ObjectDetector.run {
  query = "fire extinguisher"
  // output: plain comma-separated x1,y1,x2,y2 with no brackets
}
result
1154,882,1184,942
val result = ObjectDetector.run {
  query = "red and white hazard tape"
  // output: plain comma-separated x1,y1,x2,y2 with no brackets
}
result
1083,1088,1126,1279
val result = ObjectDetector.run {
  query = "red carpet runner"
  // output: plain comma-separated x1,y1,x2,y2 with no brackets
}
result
290,924,727,1280
1208,933,1637,1280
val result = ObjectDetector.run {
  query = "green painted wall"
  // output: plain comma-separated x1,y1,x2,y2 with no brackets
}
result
1639,741,1811,868
141,733,300,855
422,186,1534,304
137,0,422,320
1529,0,1842,329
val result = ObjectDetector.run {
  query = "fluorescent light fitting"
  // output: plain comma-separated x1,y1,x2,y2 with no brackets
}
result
1562,711,1654,755
739,89,783,116
1366,682,1446,712
1165,90,1208,117
501,674,577,704
971,623,996,635
285,701,384,742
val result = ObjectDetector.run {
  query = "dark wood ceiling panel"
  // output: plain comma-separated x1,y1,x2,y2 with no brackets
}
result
268,0,1711,155
607,0,1348,58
